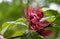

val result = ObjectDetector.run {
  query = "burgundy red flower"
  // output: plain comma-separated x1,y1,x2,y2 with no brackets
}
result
24,5,52,36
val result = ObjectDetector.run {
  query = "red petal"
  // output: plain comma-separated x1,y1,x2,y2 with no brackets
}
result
28,5,33,13
30,13,36,20
40,30,52,36
31,16,38,24
28,5,33,19
31,13,39,20
39,18,50,27
30,25,37,30
36,23,44,30
34,8,43,19
24,5,28,17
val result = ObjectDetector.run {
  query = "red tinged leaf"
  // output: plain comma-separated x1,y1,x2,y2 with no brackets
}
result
37,29,52,36
27,5,33,19
40,30,52,36
28,5,33,14
24,5,28,17
39,18,50,27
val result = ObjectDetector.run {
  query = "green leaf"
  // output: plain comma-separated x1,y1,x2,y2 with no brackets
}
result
21,31,43,39
43,10,60,23
1,22,11,35
16,18,28,26
1,18,28,38
1,22,15,37
44,10,59,17
1,24,9,35
44,16,56,23
53,15,60,26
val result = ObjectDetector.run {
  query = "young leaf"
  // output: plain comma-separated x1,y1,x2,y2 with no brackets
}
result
44,10,59,17
53,15,60,26
44,16,56,23
1,18,28,38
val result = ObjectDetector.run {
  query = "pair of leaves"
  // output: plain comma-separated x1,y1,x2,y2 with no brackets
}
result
0,18,28,38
